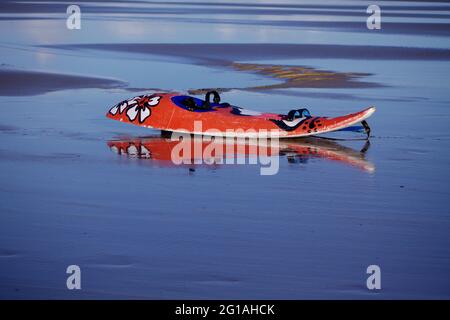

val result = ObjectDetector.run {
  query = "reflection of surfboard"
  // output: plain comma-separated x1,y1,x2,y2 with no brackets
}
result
106,91,375,138
107,135,375,173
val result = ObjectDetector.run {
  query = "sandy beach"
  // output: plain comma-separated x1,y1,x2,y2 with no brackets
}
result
0,0,449,299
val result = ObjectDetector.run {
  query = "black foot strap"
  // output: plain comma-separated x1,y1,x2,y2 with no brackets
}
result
286,108,311,121
204,90,221,108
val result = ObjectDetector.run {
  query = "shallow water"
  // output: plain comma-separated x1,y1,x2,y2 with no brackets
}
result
0,0,450,299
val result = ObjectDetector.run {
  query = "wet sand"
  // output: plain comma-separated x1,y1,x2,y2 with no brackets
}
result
3,0,450,35
47,42,450,91
51,43,450,61
0,68,126,96
1,0,450,299
189,61,379,93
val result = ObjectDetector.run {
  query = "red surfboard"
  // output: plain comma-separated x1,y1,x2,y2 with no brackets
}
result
106,91,375,138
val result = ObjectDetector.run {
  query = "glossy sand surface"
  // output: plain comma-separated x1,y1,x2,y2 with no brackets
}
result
0,0,449,299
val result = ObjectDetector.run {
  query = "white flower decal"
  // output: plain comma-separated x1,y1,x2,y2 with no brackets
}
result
126,95,161,123
126,144,151,159
109,100,128,116
109,95,161,123
109,143,151,159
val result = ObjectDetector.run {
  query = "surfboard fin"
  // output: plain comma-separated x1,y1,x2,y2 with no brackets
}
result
361,120,371,139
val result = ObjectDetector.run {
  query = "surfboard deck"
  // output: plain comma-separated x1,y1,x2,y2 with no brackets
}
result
107,92,375,138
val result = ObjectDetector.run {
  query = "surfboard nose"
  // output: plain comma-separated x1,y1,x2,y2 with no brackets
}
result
366,106,376,116
107,100,127,120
